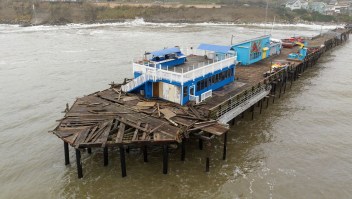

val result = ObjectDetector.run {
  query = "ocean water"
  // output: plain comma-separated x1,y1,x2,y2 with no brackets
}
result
0,21,351,198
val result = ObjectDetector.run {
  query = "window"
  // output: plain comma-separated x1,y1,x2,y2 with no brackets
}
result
183,86,188,97
197,82,200,91
200,80,205,90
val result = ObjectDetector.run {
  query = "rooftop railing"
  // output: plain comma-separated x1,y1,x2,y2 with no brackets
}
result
132,55,236,85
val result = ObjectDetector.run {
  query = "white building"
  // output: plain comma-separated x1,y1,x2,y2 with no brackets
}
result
285,0,308,10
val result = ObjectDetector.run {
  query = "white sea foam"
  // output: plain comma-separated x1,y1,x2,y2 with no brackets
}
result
0,18,344,34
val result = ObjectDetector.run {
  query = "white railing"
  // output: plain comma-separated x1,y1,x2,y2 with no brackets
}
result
217,84,271,124
183,57,236,81
189,95,200,104
201,90,212,102
132,56,236,85
121,74,152,92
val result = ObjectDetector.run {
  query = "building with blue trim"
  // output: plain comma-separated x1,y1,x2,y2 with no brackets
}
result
121,36,281,105
232,35,281,65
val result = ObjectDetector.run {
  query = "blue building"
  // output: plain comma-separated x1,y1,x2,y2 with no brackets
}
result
121,45,237,105
232,35,272,65
121,36,281,105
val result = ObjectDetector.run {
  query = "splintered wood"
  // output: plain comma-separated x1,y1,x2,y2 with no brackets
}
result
53,88,228,148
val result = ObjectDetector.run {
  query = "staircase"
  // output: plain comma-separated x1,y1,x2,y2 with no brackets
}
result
121,74,151,92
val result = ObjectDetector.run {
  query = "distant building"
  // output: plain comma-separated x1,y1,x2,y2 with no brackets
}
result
325,0,351,15
309,2,328,14
285,0,306,10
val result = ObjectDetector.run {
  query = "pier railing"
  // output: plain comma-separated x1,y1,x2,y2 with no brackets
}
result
215,84,271,123
132,56,236,85
209,66,289,121
121,74,153,92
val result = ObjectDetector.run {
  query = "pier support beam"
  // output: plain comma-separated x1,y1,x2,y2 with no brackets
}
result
223,132,227,160
266,96,270,108
163,145,169,174
64,142,70,165
75,149,83,179
103,147,108,166
205,141,211,172
199,138,203,150
251,105,255,120
143,146,148,163
206,157,210,172
181,139,186,161
119,146,127,177
87,148,92,154
260,99,263,114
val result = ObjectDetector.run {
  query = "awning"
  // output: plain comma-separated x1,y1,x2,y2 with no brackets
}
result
262,47,269,51
198,43,232,54
150,47,181,57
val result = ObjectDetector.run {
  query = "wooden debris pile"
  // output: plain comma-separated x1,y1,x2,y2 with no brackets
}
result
52,86,229,149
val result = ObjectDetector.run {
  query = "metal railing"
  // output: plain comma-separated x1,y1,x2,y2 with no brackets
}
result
201,90,212,102
215,84,271,123
189,95,200,104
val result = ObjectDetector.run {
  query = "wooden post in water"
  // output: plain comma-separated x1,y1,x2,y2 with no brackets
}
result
64,142,70,165
279,80,282,98
260,99,263,114
75,149,83,179
266,96,270,108
199,138,203,150
181,139,186,161
143,146,148,163
205,141,210,172
163,145,169,174
272,83,276,104
223,132,227,160
103,147,108,166
87,148,92,154
119,146,127,177
251,105,255,120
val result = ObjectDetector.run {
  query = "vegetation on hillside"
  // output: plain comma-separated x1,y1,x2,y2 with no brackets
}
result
0,0,350,25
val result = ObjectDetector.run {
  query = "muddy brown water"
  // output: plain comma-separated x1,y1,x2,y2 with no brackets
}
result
0,23,351,199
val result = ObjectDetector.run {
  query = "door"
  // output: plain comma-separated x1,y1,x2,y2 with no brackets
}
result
153,82,159,97
190,85,195,96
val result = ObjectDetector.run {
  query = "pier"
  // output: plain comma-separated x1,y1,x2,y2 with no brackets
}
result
51,28,350,178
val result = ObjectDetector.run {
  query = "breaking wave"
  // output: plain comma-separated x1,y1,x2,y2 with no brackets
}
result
0,18,344,34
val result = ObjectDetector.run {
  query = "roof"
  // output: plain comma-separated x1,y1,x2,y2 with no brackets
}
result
149,47,181,57
286,0,300,5
197,43,232,53
232,35,270,47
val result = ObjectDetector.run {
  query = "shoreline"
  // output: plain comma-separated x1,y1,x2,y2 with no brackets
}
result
1,2,350,27
0,18,345,28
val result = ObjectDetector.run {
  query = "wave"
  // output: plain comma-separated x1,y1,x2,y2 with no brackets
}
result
0,18,344,33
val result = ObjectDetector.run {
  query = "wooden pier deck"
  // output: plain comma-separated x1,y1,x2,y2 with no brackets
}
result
51,28,350,178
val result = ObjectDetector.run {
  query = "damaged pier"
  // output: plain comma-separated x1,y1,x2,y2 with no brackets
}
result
51,28,350,178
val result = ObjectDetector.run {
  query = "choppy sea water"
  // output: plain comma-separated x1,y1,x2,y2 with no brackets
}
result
0,21,351,198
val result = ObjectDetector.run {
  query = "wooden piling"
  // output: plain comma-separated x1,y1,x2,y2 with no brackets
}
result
181,140,185,161
119,146,127,177
75,149,83,179
103,147,108,166
143,146,148,163
64,142,70,165
199,138,203,150
163,145,168,174
223,132,227,160
87,148,92,154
